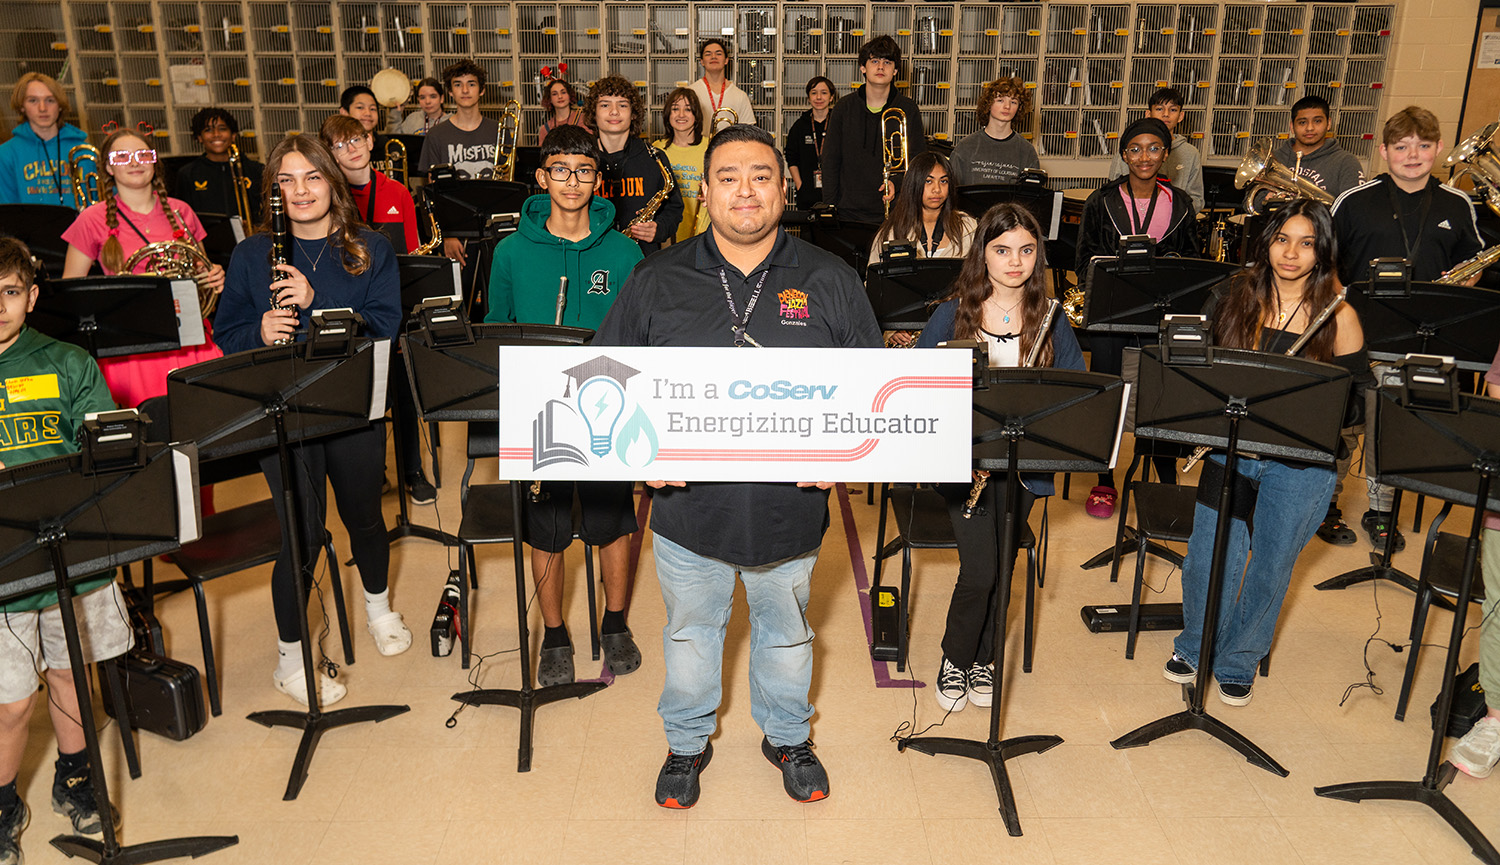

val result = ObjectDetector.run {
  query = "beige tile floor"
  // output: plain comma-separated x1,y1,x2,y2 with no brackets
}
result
17,432,1500,865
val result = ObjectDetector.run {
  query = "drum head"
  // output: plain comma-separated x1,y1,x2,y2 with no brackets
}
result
371,68,413,108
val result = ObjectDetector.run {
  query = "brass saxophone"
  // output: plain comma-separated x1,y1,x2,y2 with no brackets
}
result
412,191,443,255
268,187,294,345
623,145,676,234
1436,244,1500,285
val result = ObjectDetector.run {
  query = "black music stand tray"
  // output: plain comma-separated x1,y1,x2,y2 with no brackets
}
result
425,179,528,240
167,334,410,800
0,203,80,283
1314,379,1500,865
864,258,963,332
1109,346,1351,775
1313,279,1500,598
0,439,239,863
899,367,1128,836
403,317,607,772
955,184,1062,241
803,217,881,279
31,276,191,359
1076,258,1238,574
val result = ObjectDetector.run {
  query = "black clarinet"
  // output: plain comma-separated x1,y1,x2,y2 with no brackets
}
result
269,187,293,346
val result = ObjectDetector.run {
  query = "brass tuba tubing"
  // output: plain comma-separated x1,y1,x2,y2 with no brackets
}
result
1233,137,1333,217
66,144,102,209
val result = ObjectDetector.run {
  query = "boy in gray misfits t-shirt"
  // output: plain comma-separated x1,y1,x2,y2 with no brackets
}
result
950,77,1041,187
416,116,500,179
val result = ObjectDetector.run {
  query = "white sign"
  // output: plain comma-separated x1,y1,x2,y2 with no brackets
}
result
1482,32,1500,69
497,347,973,482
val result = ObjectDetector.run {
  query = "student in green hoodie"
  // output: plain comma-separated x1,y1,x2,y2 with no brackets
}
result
0,237,127,861
486,124,645,686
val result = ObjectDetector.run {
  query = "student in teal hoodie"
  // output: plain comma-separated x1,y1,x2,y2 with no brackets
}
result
0,74,91,208
486,124,645,686
0,238,127,861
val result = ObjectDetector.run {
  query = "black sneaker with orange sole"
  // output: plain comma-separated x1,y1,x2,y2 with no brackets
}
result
761,737,829,803
655,743,712,809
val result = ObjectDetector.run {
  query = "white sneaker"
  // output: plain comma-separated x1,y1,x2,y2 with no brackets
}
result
367,611,413,657
1450,716,1500,779
935,657,968,712
966,662,994,708
274,667,347,708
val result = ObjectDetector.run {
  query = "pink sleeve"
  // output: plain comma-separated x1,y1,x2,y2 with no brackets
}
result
1486,342,1500,389
171,198,207,242
59,203,109,260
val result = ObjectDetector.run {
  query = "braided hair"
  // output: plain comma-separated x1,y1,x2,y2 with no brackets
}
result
98,130,188,274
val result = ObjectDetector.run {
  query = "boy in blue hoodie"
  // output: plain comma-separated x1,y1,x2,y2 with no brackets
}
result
0,74,91,209
0,237,127,861
486,125,645,685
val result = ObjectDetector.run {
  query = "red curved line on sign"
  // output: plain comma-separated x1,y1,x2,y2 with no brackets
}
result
657,438,879,462
870,376,973,411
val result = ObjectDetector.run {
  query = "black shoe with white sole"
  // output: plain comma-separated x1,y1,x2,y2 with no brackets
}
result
1163,654,1196,684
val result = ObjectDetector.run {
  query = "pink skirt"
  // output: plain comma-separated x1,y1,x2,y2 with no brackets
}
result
97,321,224,409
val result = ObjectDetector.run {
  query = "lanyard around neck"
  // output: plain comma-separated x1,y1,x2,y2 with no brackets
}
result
1386,178,1434,260
1126,182,1162,236
719,267,768,347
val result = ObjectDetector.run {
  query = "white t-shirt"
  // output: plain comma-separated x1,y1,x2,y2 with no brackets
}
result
688,78,757,135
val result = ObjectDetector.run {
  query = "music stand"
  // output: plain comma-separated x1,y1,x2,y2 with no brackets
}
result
402,314,606,772
1109,345,1351,775
0,203,79,283
1080,257,1240,332
803,218,880,279
31,276,198,359
899,367,1127,836
166,329,410,800
864,258,963,332
1314,375,1500,865
955,183,1063,241
1313,279,1500,598
425,179,528,240
0,437,239,863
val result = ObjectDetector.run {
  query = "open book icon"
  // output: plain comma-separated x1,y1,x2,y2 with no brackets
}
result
532,399,588,469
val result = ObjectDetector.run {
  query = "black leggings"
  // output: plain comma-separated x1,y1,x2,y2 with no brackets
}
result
939,480,1036,669
1089,333,1176,489
260,424,389,643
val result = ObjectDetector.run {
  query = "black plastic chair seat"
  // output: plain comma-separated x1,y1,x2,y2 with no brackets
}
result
173,499,281,581
1131,483,1196,544
1426,532,1487,602
457,483,519,544
884,486,1036,552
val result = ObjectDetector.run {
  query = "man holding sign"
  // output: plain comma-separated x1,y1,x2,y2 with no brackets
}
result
596,124,882,809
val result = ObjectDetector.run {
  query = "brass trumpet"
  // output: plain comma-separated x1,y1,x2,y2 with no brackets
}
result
494,99,521,181
881,107,908,218
710,107,738,137
227,143,254,223
66,144,101,209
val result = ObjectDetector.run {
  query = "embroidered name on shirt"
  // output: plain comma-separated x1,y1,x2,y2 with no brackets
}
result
779,288,810,325
588,269,609,294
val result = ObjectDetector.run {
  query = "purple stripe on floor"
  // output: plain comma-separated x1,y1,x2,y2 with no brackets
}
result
836,483,924,689
583,486,654,685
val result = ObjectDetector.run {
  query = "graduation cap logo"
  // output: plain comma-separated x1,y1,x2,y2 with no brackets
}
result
563,356,641,459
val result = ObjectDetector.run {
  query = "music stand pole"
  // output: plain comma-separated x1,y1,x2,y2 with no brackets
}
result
450,481,606,772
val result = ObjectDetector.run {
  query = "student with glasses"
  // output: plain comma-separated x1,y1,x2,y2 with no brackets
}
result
1074,117,1199,519
484,124,645,686
60,127,225,410
320,115,419,254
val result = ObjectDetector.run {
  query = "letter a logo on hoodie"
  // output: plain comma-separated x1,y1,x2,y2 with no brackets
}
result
588,269,609,294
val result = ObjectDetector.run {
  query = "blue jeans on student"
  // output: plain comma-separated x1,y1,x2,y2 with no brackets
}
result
1173,455,1336,686
653,533,818,755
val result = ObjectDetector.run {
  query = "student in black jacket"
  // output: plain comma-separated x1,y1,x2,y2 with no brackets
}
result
590,75,684,255
820,35,928,225
1075,117,1199,518
173,107,263,223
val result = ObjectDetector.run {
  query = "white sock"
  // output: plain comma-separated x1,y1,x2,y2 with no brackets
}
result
364,588,393,621
275,640,302,681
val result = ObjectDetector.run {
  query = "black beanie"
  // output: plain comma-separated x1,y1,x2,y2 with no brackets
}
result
1119,118,1172,155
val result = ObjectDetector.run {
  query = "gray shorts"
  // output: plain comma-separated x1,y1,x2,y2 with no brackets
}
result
0,583,133,704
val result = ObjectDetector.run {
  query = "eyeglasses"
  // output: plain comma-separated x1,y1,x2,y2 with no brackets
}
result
107,149,158,166
545,165,598,183
332,137,371,152
1124,144,1166,157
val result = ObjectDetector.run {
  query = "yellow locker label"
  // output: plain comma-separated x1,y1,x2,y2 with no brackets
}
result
1284,81,1297,88
274,25,289,33
1203,28,1216,35
280,77,296,85
103,77,119,87
1291,29,1304,35
407,26,423,35
1235,130,1250,138
185,25,199,34
241,130,256,138
94,25,111,33
1241,80,1255,87
984,29,999,37
1110,81,1123,89
934,132,948,140
1155,79,1169,87
152,130,168,139
897,30,911,37
851,29,865,37
1196,81,1210,88
939,29,953,37
364,26,380,34
1189,131,1204,139
542,27,557,35
1247,28,1262,36
1161,27,1175,35
1023,81,1038,89
674,80,689,88
1027,29,1041,37
321,79,337,87
633,28,646,35
633,80,647,88
1068,80,1082,87
195,78,208,86
50,41,67,50
762,80,777,88
233,78,250,87
454,27,469,35
318,26,332,34
1328,81,1342,88
1072,28,1086,35
808,28,823,36
229,26,243,34
586,28,599,35
1275,133,1289,139
146,78,160,87
137,25,154,34
497,28,510,35
1337,29,1350,37
1115,28,1129,36
1064,131,1078,139
500,80,514,88
936,82,951,89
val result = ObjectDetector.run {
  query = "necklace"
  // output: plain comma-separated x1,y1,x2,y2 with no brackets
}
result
294,236,329,273
989,296,1022,325
1275,292,1306,327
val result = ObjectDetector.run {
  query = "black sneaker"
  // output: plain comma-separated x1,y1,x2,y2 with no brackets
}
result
1315,505,1357,545
655,743,712,809
935,657,968,712
407,474,436,505
0,799,26,865
1163,654,1197,684
51,763,115,836
1361,510,1406,553
761,738,829,803
1217,681,1253,706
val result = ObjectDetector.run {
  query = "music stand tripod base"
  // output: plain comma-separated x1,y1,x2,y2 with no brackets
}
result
898,735,1062,836
1315,765,1499,865
1079,528,1184,572
452,680,606,773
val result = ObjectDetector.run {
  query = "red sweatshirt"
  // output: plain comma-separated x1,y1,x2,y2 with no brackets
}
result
348,170,419,253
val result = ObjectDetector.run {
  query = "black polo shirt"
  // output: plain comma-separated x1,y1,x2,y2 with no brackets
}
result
594,227,882,565
1332,174,1482,284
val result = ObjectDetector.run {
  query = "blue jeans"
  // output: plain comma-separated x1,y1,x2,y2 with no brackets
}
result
1173,455,1336,686
652,533,817,755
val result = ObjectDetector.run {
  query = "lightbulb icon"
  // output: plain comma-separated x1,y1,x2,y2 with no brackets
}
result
577,376,626,457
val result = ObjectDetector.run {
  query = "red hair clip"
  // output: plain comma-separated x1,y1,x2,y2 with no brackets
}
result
136,121,155,138
101,120,119,135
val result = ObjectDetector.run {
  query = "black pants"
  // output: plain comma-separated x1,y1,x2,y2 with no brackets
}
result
939,480,1036,669
260,424,389,643
1089,332,1176,489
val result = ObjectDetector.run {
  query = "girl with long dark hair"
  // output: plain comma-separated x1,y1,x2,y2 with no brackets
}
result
869,151,976,266
1165,198,1369,706
214,135,410,707
916,203,1085,711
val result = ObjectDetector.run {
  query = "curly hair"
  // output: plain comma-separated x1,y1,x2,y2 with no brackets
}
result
946,203,1055,368
9,72,68,119
191,107,238,137
257,136,371,276
442,59,487,93
661,87,704,146
976,78,1032,130
97,129,190,275
587,75,646,138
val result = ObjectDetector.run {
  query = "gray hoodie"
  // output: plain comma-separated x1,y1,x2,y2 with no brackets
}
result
1107,133,1205,212
1270,138,1366,198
